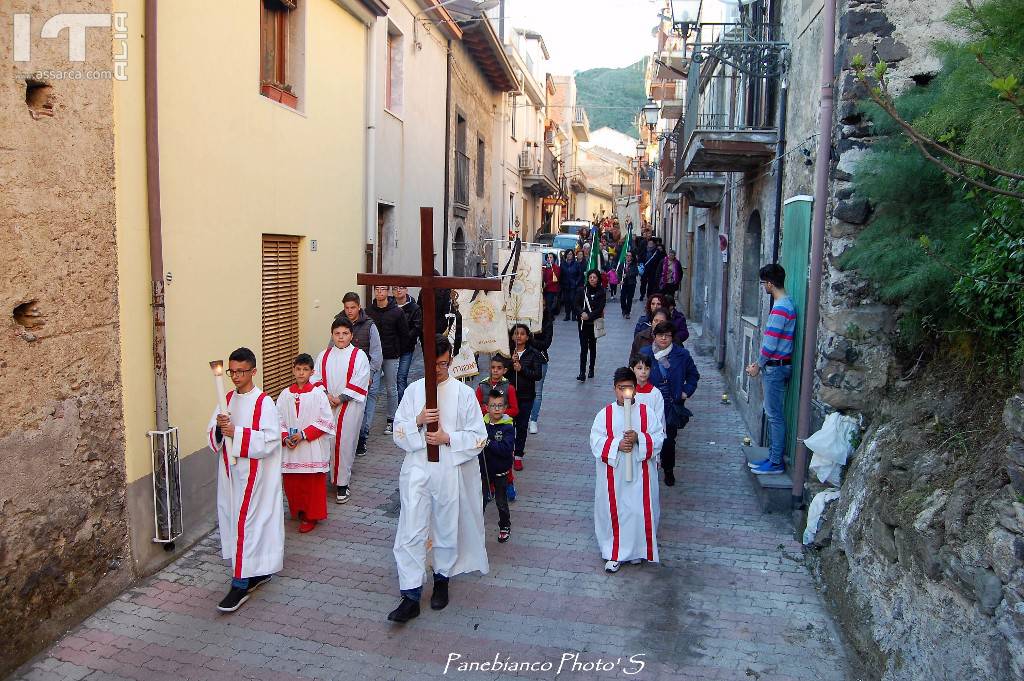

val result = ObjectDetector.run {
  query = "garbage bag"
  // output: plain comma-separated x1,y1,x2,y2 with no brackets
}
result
803,488,841,544
805,412,858,485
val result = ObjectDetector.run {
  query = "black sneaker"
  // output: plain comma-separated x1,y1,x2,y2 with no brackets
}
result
217,587,250,613
664,470,676,486
355,439,367,458
577,373,586,382
430,580,449,610
336,485,350,504
588,368,595,379
247,574,272,593
387,597,420,623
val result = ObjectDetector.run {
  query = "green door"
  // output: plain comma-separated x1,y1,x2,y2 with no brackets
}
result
779,196,812,466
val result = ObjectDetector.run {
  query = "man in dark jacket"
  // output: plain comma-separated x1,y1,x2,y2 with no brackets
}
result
560,251,582,322
336,292,383,456
641,321,700,487
367,286,409,437
638,240,664,301
528,300,555,433
391,285,422,404
480,389,515,542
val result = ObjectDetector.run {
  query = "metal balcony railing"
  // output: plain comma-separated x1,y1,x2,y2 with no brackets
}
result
573,106,589,129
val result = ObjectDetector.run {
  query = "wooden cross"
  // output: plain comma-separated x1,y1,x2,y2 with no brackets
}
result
357,207,501,462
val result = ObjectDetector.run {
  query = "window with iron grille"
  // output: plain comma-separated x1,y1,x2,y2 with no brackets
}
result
261,235,300,398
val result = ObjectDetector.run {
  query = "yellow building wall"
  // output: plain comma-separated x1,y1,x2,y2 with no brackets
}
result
114,0,367,573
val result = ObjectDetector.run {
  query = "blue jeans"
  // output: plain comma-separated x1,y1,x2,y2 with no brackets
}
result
530,363,548,422
361,368,383,440
762,364,792,465
381,358,399,421
397,351,414,404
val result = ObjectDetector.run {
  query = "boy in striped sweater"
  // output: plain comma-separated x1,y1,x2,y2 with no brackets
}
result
746,264,797,475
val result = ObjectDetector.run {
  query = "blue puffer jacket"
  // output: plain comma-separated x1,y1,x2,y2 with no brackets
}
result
641,343,700,416
482,415,516,475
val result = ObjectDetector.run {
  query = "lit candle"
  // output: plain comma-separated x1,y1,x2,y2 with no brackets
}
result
623,387,634,483
210,360,235,465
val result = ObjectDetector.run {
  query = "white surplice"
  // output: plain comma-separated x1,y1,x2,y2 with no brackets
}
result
277,383,336,473
392,377,489,590
634,383,666,440
590,401,667,563
312,344,371,486
206,387,284,579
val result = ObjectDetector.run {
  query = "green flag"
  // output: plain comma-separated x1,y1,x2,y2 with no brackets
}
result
587,227,600,272
616,224,632,271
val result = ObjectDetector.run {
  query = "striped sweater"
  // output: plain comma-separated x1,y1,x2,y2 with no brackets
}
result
759,295,797,367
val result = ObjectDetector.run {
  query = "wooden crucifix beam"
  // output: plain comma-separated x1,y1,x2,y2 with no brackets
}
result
357,207,502,462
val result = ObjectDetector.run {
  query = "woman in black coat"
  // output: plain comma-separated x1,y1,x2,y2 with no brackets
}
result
509,323,544,470
575,269,607,381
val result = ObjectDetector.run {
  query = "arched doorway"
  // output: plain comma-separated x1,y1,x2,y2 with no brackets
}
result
452,226,467,277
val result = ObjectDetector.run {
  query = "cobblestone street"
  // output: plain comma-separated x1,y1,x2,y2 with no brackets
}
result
12,307,851,681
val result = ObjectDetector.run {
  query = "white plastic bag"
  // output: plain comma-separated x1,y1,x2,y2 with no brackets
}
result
803,488,841,544
805,412,858,485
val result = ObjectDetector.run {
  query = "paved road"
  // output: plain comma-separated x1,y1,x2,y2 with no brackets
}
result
12,303,851,681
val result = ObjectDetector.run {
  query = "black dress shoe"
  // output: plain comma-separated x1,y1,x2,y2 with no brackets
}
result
430,581,449,610
387,597,420,623
664,470,676,486
577,373,586,382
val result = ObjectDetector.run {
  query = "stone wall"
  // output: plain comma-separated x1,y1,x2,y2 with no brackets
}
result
449,39,501,275
799,0,1024,678
0,1,132,676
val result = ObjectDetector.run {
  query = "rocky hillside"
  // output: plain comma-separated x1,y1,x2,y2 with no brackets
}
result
575,58,648,134
805,362,1024,680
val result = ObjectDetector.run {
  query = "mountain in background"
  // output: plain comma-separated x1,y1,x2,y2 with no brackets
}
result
575,58,648,136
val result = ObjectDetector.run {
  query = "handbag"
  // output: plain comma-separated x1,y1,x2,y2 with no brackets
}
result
583,293,606,339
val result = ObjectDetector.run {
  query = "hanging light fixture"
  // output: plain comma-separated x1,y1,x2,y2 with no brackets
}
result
642,97,661,130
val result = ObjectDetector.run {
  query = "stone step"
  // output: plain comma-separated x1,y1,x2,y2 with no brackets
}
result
742,445,793,514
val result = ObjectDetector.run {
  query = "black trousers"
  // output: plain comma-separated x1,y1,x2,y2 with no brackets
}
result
488,472,511,530
544,291,559,314
620,281,636,316
562,287,578,320
661,416,689,471
513,399,533,457
578,323,597,374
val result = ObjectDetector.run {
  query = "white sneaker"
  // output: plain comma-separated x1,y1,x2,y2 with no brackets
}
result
335,485,350,504
528,421,538,434
604,560,621,573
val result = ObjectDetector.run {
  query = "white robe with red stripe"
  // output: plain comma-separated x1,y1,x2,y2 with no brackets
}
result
277,383,336,473
207,387,285,579
312,344,371,486
590,401,666,563
634,383,666,439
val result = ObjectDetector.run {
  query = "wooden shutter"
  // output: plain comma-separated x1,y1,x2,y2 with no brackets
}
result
262,235,300,398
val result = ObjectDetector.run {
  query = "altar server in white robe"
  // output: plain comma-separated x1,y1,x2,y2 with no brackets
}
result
630,353,666,432
206,347,284,613
590,367,666,574
387,335,489,624
312,316,371,504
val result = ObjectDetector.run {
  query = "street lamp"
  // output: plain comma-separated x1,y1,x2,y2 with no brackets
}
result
636,140,646,158
642,98,661,131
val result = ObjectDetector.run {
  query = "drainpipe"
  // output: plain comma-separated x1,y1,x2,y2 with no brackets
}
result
144,0,168,431
364,17,379,296
771,62,789,264
442,40,452,275
792,0,837,506
717,186,730,369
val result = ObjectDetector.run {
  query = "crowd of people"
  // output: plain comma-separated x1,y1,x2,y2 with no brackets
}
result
203,233,729,619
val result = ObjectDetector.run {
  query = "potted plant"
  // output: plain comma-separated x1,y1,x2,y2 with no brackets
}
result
260,80,298,108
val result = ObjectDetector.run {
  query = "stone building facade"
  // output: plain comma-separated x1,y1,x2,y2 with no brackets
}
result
447,17,518,276
0,1,132,675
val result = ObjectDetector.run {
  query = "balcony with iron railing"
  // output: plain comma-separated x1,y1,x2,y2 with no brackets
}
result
676,20,785,174
572,106,590,142
519,145,559,197
567,168,588,192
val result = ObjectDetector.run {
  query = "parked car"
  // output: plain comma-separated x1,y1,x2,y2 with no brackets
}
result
535,232,581,261
559,220,592,235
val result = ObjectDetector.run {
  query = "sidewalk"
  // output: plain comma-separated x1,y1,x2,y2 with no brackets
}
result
12,301,851,681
